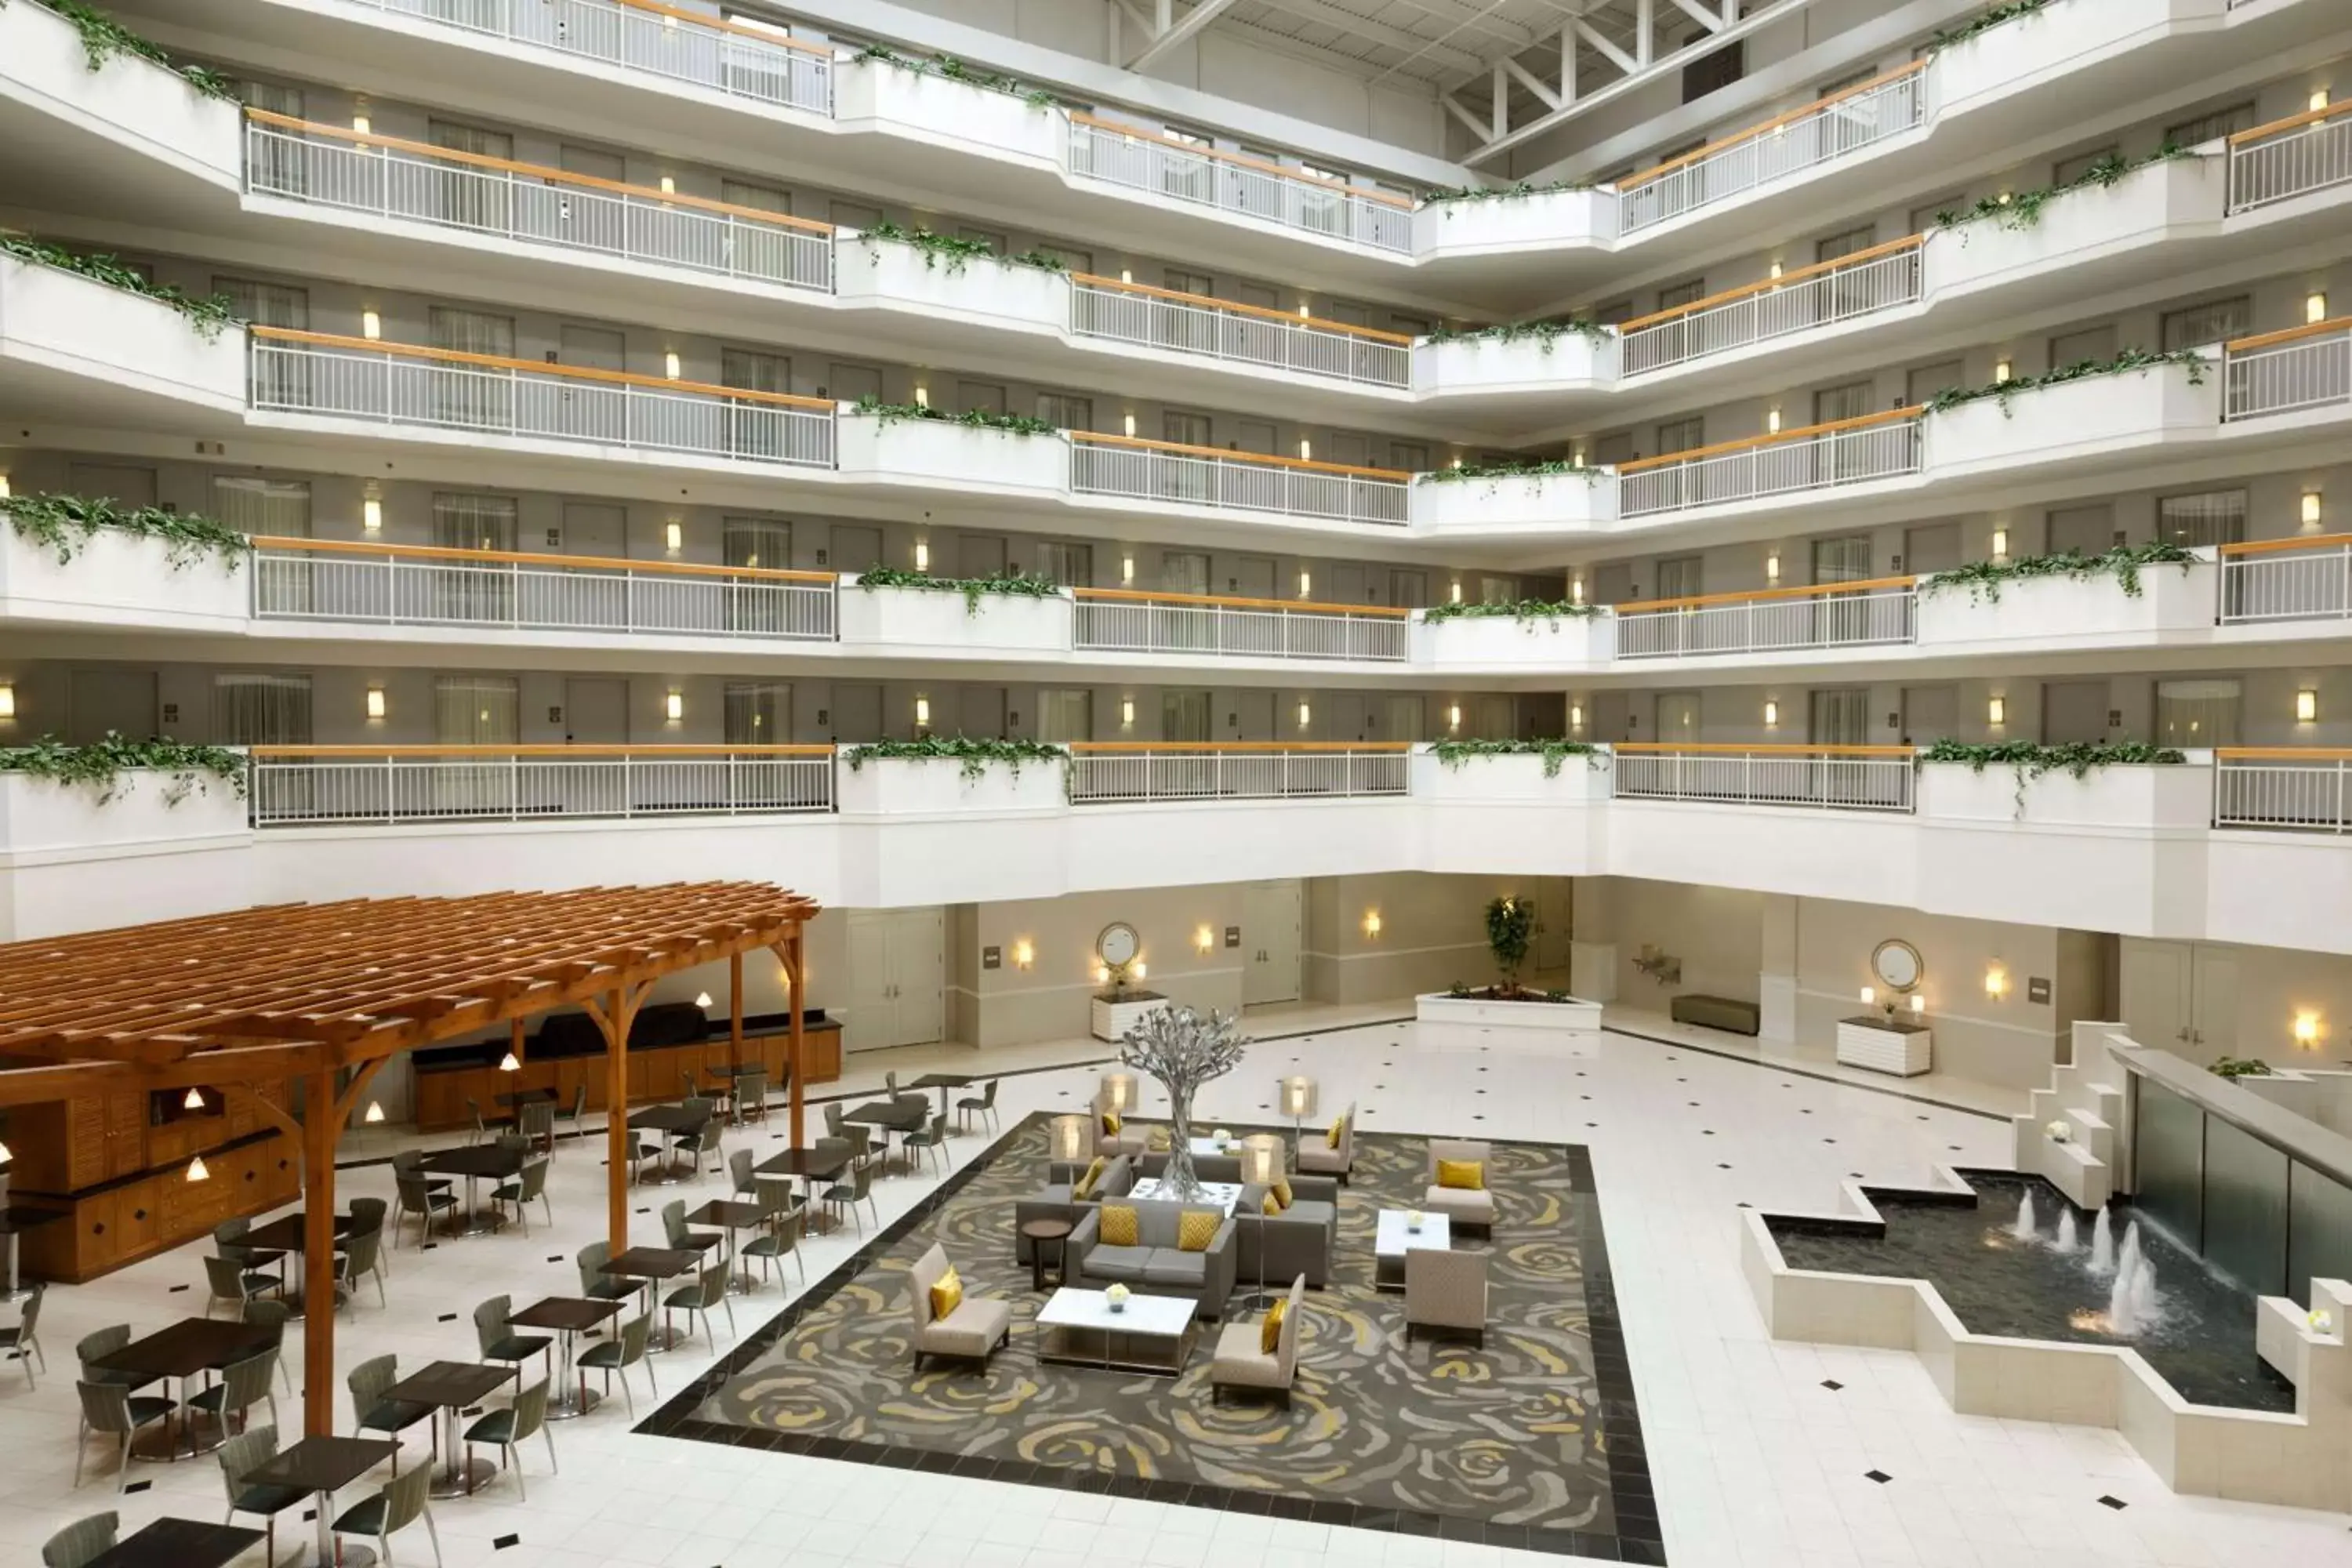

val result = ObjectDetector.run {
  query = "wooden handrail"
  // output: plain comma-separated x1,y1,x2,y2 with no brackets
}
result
1068,429,1409,481
1068,273,1413,343
1617,60,1929,191
249,534,837,583
246,326,840,412
249,743,836,759
1072,586,1409,616
1617,236,1925,332
242,111,838,235
1068,741,1414,753
2216,747,2352,760
601,0,835,56
2227,96,2352,147
2226,315,2352,354
1616,405,1924,474
1066,112,1415,208
2219,532,2352,557
1617,742,1915,757
1615,574,1917,613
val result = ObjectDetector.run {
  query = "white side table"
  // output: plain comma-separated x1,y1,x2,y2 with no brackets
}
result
1835,1016,1933,1076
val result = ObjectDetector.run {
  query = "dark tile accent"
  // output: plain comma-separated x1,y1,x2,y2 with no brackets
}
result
437,1313,458,1323
1865,1468,1892,1483
2098,1494,2127,1509
169,1283,190,1293
123,1481,151,1495
493,1534,520,1549
1821,1379,1844,1391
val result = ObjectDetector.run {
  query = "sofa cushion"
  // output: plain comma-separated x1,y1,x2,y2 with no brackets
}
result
1142,1250,1207,1288
928,1266,963,1320
1270,1175,1294,1210
1099,1205,1139,1247
1261,1297,1287,1355
1285,1199,1336,1232
1436,1158,1486,1191
922,1298,1010,1359
1176,1210,1219,1253
1073,1156,1108,1201
1085,1245,1152,1281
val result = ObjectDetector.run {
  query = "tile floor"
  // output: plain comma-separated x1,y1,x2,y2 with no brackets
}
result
2,1004,2344,1568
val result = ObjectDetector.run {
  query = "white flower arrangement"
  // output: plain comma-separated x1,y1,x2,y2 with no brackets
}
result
1105,1283,1131,1310
2045,1119,2073,1143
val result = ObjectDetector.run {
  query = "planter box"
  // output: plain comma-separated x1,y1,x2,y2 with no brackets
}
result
1091,992,1170,1043
0,0,241,187
1411,332,1610,397
838,59,1062,170
1935,0,2183,118
1915,554,2216,652
0,768,249,855
1410,471,1616,535
833,238,1065,339
1414,611,1609,670
1926,360,2220,476
0,521,251,631
837,579,1072,656
1415,991,1603,1030
1915,761,2213,829
1411,188,1609,257
1410,750,1610,802
835,756,1066,815
834,414,1068,495
1929,156,2224,299
0,258,248,409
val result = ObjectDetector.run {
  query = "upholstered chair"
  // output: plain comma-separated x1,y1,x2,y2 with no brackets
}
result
1404,1247,1490,1347
1209,1276,1306,1405
909,1243,1011,1371
1422,1138,1497,1232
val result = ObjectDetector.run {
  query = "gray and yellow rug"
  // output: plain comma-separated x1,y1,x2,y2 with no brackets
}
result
650,1112,1658,1561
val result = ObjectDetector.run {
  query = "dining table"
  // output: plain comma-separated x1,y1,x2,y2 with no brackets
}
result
86,1317,277,1460
755,1146,848,1232
241,1210,358,1314
507,1295,624,1418
842,1100,928,1173
84,1517,263,1568
626,1104,710,1185
415,1143,528,1234
599,1245,702,1350
904,1072,975,1131
704,1062,767,1123
686,1197,772,1294
238,1435,397,1568
382,1359,515,1498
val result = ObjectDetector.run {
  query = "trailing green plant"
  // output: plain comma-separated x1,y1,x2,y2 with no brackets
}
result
1919,540,2198,604
1484,895,1535,989
859,220,1064,274
2209,1054,2274,1080
1923,346,2209,419
0,732,246,804
1417,456,1603,485
1420,598,1602,627
849,395,1054,437
852,564,1065,615
3,492,250,568
2,0,238,100
0,234,240,338
1933,143,2193,237
1418,178,1588,209
1430,738,1606,778
1928,0,2056,53
1423,318,1613,351
841,735,1066,782
852,42,1057,107
1918,739,2187,815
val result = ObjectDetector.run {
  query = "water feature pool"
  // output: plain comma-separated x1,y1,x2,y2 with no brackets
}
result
1769,1172,2297,1413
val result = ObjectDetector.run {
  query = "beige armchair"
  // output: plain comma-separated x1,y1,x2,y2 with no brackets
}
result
1091,1090,1149,1159
1298,1102,1355,1182
909,1243,1011,1371
1404,1247,1488,1348
1422,1138,1497,1232
1210,1275,1305,1405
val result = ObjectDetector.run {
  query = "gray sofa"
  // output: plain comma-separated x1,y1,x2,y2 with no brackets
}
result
1066,1199,1239,1319
1233,1175,1339,1289
1136,1150,1245,1185
1014,1155,1137,1264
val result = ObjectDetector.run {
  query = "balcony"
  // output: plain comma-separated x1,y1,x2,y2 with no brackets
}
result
1617,409,1924,519
1613,578,1917,659
249,537,837,641
2223,318,2351,421
1064,114,1414,253
2214,750,2352,832
1069,276,1410,390
247,743,836,826
2219,535,2352,624
1066,743,1410,804
1071,590,1410,662
2227,99,2352,212
1619,239,1924,377
1611,743,1917,812
1068,434,1410,526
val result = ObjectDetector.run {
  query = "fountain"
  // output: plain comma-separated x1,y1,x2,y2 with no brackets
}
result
2053,1209,2079,1254
2133,1257,2159,1320
2117,1220,2143,1288
2089,1207,2114,1273
2107,1263,2140,1336
2011,1192,2037,1241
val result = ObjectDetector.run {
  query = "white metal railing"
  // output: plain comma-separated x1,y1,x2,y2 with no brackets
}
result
358,0,833,115
249,749,837,825
1613,747,1916,812
1069,280,1410,388
1072,594,1408,661
1618,67,1927,234
1069,439,1408,526
1619,414,1923,518
251,545,836,640
243,122,834,294
1614,583,1917,659
247,335,837,470
1067,747,1410,804
2227,111,2352,212
2219,539,2352,622
1065,118,1414,252
2213,754,2352,832
1621,243,1923,376
2223,327,2352,420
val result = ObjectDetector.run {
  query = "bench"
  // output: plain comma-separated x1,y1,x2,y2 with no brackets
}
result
1671,994,1761,1036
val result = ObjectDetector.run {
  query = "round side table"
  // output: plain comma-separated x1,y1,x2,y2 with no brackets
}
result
1021,1218,1074,1293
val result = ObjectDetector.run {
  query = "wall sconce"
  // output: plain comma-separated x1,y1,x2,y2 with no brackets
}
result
2303,492,2324,528
1909,993,1926,1017
1765,552,1780,583
913,541,930,572
659,174,676,194
1987,695,2006,726
1985,966,2009,1000
0,474,9,498
1119,268,1134,285
361,309,382,340
664,520,683,552
1572,448,1588,469
1768,260,1784,281
1766,407,1783,435
1298,438,1313,462
1297,300,1313,318
913,384,929,408
352,114,371,136
2309,292,2330,325
1991,526,2009,560
1131,960,1147,979
364,1101,385,1124
1121,554,1135,585
187,1154,211,1182
1120,699,1134,728
362,498,383,532
1994,358,2013,383
1296,701,1312,728
663,350,682,380
183,1087,206,1111
1122,412,1138,437
2313,87,2333,113
1194,925,1214,954
1763,700,1779,727
1570,703,1584,729
1570,578,1585,604
2297,688,2318,724
1012,939,1035,969
665,690,684,722
0,684,15,720
1450,580,1464,603
1446,704,1461,731
1859,985,1875,1008
915,697,931,728
1363,910,1381,938
498,1049,521,1071
1094,964,1112,985
2294,1011,2323,1047
365,687,386,720
1298,569,1312,597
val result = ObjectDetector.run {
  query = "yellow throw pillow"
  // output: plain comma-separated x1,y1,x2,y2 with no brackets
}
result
1176,1209,1219,1253
1146,1125,1171,1152
1270,1176,1294,1211
1436,1157,1486,1192
1102,1109,1122,1137
1073,1156,1107,1201
1260,1297,1287,1355
1325,1115,1346,1149
1099,1204,1139,1247
928,1265,963,1320
1261,1192,1282,1217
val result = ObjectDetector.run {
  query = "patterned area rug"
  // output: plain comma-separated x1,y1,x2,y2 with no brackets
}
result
667,1112,1656,1559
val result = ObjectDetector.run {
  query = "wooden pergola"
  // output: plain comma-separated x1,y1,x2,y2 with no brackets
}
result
0,883,818,1436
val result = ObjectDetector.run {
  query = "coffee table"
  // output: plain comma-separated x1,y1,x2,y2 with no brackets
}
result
1374,1208,1451,1291
1128,1178,1244,1214
1036,1287,1196,1375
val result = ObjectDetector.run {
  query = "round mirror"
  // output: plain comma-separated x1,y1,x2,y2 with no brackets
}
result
1097,922,1140,969
1871,938,1923,993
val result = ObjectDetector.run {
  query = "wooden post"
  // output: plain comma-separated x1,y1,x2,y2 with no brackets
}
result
509,1017,526,1065
728,952,744,1072
300,1067,339,1439
785,928,806,1149
601,986,633,1258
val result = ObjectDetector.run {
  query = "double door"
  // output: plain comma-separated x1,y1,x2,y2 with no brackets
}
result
2122,940,2238,1058
1241,880,1301,1005
847,908,946,1052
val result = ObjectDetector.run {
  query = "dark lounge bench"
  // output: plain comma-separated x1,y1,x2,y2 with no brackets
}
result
1671,994,1761,1036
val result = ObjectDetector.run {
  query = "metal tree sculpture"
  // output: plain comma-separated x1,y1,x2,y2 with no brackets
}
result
1119,1004,1250,1200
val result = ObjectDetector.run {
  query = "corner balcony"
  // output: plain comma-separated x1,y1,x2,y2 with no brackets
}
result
1617,410,1924,521
1613,577,1917,661
2222,318,2351,424
248,743,837,825
2213,750,2352,833
1617,239,1925,380
1071,590,1410,662
1066,743,1411,804
2227,98,2352,214
2219,534,2352,626
1068,434,1410,528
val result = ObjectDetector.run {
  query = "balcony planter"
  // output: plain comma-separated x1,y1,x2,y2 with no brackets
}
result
1915,553,2215,651
1915,760,2212,829
833,238,1065,339
834,412,1067,495
0,0,241,186
1411,187,1609,256
1928,155,2224,299
1414,608,1609,669
837,578,1072,655
1410,749,1609,802
0,767,249,856
836,755,1066,815
1934,0,2178,118
1925,358,2220,475
1412,331,1610,397
1414,990,1603,1030
0,520,250,630
837,55,1062,170
1411,468,1617,535
0,257,248,408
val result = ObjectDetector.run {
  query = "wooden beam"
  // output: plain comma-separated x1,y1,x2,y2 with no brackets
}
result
728,953,744,1073
593,984,650,1258
301,1066,339,1439
782,933,807,1149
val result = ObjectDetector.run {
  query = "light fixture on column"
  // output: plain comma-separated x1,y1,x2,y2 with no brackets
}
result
1991,526,2009,560
913,384,929,408
913,541,929,572
1363,909,1381,938
0,474,9,498
1012,939,1035,970
659,174,676,194
1764,700,1779,727
1994,358,2013,383
2298,688,2318,723
915,697,931,728
1571,578,1585,604
1446,704,1461,731
665,690,684,722
365,687,386,720
361,309,381,340
1120,699,1134,728
1985,966,2009,1000
1570,703,1584,730
183,1087,205,1111
1987,695,2006,726
1296,701,1311,728
1768,260,1784,281
664,520,683,552
2313,87,2333,114
1766,552,1780,583
2309,292,2331,325
1122,411,1137,437
2304,492,2325,528
1298,438,1313,462
1450,580,1464,603
187,1154,211,1182
1766,407,1783,434
352,114,371,136
1194,925,1213,954
362,498,383,532
0,684,17,720
1298,569,1311,598
1121,554,1134,585
663,350,682,380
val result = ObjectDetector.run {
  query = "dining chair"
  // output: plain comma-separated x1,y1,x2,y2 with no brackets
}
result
491,1158,553,1234
347,1196,391,1278
347,1355,434,1473
556,1082,589,1147
72,1381,172,1491
463,1377,555,1499
902,1112,951,1177
662,1260,735,1351
332,1464,442,1567
662,1199,723,1257
820,1101,871,1162
823,1154,880,1235
241,1298,295,1395
575,1314,656,1417
956,1078,1000,1134
575,1240,637,1305
392,1173,456,1248
204,1253,270,1319
678,1066,699,1102
685,1115,725,1178
729,1148,757,1199
736,1067,769,1125
336,1228,390,1312
466,1095,489,1145
392,1149,453,1196
742,1181,807,1288
1,1281,46,1386
218,1423,306,1566
40,1512,116,1568
518,1098,557,1154
474,1294,554,1397
186,1346,280,1440
74,1324,147,1425
670,1098,717,1176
